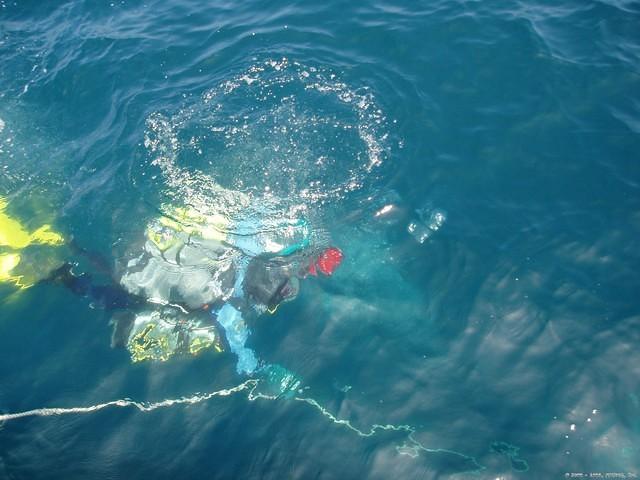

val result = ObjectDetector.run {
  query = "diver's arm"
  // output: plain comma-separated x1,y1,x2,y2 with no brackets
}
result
214,303,259,375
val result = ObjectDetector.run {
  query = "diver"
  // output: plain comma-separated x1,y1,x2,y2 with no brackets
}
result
53,239,343,370
52,202,343,372
111,202,344,373
1,194,344,374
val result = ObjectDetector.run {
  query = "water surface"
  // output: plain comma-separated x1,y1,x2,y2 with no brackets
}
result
1,1,639,478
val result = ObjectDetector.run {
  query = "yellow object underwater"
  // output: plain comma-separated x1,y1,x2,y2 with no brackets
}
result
0,198,64,249
126,311,223,362
146,204,229,252
0,197,65,288
0,253,23,285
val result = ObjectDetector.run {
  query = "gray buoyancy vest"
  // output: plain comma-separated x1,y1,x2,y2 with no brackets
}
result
120,233,237,310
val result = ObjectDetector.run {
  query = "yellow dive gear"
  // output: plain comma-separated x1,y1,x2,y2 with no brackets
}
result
126,310,223,362
146,205,229,251
0,253,23,286
0,197,65,288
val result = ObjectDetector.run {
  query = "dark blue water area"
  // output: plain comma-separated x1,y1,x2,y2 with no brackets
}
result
1,0,640,479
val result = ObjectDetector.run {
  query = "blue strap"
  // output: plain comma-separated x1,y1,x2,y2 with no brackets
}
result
214,303,258,375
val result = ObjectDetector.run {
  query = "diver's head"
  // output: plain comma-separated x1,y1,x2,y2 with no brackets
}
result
266,276,299,314
243,257,300,311
308,247,344,276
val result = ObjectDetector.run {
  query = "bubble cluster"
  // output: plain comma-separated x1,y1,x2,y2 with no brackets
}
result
144,58,391,215
407,208,446,244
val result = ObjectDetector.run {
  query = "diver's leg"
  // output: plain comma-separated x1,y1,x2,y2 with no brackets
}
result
48,263,143,310
67,238,114,277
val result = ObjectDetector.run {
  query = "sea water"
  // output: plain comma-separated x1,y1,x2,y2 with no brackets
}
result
1,1,639,478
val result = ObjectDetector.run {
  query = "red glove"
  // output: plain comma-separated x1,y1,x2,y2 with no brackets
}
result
308,247,344,276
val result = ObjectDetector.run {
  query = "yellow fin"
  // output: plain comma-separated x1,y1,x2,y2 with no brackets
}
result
30,225,65,246
0,211,32,249
0,253,21,279
0,253,32,289
0,198,64,248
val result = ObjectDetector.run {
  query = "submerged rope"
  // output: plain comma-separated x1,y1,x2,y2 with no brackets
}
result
0,378,485,473
0,381,256,421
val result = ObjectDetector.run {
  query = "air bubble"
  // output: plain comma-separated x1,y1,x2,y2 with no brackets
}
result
144,58,391,212
408,208,446,244
407,222,432,244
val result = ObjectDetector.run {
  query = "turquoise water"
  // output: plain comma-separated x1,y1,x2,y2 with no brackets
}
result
1,0,640,478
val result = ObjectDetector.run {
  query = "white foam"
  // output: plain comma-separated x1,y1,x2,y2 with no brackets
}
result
144,58,391,213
